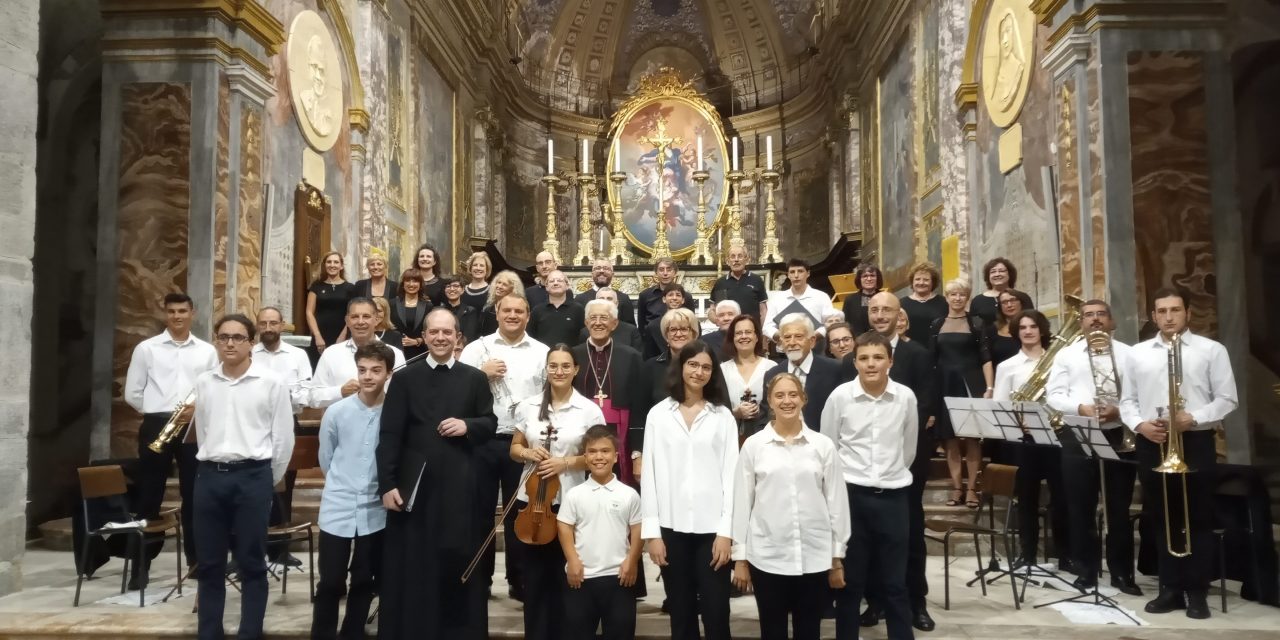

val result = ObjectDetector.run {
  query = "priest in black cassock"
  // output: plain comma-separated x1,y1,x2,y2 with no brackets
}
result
377,308,497,640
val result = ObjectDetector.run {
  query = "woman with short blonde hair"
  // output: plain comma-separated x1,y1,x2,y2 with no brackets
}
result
929,277,993,509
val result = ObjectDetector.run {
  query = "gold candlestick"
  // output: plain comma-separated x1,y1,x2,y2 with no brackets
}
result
689,169,712,265
573,174,598,265
652,200,671,260
541,174,562,264
725,169,746,249
759,169,783,263
607,171,631,265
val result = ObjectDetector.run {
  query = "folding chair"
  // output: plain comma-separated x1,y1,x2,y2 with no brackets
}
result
73,465,183,607
924,462,1021,610
266,435,319,601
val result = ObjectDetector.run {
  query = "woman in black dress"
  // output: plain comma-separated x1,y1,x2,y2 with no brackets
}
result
930,278,994,509
389,268,431,359
305,251,356,365
461,252,492,311
352,249,398,303
841,264,883,336
988,289,1030,369
414,243,445,305
969,257,1033,326
899,262,947,344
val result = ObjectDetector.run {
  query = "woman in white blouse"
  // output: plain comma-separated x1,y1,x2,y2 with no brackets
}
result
721,313,770,440
509,344,606,640
641,340,739,640
731,372,849,640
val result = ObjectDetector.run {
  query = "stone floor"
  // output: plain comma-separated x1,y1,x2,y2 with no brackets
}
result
0,549,1277,639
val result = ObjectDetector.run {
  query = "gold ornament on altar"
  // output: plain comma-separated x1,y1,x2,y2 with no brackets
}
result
606,67,728,259
288,11,344,152
980,0,1035,129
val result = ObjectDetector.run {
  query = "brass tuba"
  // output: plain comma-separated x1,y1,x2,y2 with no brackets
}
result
1084,331,1136,452
148,390,196,453
1010,295,1084,427
1155,332,1192,557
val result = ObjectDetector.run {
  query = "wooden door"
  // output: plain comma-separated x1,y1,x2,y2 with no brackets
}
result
293,181,331,334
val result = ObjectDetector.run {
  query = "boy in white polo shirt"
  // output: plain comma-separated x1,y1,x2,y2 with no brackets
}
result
557,425,643,640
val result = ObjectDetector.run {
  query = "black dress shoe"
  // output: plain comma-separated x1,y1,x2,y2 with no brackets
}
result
507,584,525,603
1144,589,1186,614
1110,575,1143,597
729,583,745,598
859,604,882,627
1072,575,1097,593
126,575,148,592
1058,558,1080,575
912,607,936,632
273,552,303,568
1185,590,1210,619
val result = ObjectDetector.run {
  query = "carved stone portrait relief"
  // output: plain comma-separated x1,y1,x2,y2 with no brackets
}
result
980,0,1035,128
288,11,344,152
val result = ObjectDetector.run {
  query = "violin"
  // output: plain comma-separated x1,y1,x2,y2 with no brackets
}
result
513,422,560,546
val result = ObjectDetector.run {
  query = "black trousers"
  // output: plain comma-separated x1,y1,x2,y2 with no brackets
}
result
1136,431,1216,593
136,413,199,570
750,566,828,640
865,434,932,612
838,485,912,640
659,529,731,640
1062,430,1138,580
1012,442,1070,564
193,460,274,640
312,529,382,640
566,575,637,640
474,435,523,589
518,501,567,640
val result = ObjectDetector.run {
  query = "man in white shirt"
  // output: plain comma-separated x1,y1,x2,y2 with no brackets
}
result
191,313,295,640
821,332,918,640
1046,299,1140,595
123,292,218,582
1120,287,1238,620
459,294,549,600
252,306,314,567
310,297,405,408
762,258,841,344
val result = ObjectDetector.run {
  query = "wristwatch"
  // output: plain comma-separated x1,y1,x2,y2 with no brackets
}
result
631,451,642,460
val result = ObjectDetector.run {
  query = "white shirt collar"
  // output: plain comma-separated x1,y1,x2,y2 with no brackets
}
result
163,329,195,346
588,338,613,352
588,475,618,491
492,332,534,348
789,351,815,375
763,422,811,444
212,361,267,383
852,378,897,401
428,356,456,369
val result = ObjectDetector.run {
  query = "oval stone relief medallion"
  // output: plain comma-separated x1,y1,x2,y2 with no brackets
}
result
980,0,1036,129
288,10,344,152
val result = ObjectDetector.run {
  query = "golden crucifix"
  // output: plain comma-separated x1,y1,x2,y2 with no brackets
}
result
639,115,681,258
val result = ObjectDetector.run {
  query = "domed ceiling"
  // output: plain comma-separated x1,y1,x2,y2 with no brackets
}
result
512,0,821,112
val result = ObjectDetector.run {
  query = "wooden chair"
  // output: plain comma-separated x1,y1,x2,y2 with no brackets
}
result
267,435,319,601
73,465,183,607
924,463,1021,610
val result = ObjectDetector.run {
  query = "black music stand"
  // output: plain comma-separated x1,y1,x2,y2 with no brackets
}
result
1033,416,1143,625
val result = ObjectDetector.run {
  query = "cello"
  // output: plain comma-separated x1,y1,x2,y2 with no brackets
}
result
513,421,560,545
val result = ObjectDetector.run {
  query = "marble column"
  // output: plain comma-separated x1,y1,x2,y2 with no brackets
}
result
1039,0,1249,462
0,0,38,596
92,1,284,457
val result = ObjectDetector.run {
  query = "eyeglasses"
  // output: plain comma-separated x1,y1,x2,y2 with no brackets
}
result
215,334,250,345
666,326,692,335
587,315,613,323
1082,311,1111,319
829,336,854,345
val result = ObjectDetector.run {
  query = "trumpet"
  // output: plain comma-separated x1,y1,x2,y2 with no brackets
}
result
1156,332,1192,558
148,390,196,453
1084,331,1136,453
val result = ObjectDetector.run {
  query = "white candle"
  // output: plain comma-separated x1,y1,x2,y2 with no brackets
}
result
582,139,590,174
598,227,605,254
732,136,739,171
547,139,554,175
767,135,773,170
614,139,621,172
697,136,704,171
717,227,723,253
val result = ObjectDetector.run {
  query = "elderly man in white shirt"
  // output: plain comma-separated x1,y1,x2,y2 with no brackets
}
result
1045,299,1140,595
762,259,841,342
821,332,918,640
459,293,549,600
310,297,405,408
191,313,295,640
123,292,218,582
1120,288,1237,620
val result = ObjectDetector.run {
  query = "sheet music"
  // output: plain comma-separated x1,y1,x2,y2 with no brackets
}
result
944,397,1002,439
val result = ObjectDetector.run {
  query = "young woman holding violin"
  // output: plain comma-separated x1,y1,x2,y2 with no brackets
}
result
509,344,606,640
640,340,739,640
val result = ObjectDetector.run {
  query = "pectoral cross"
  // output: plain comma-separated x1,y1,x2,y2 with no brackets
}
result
594,389,608,407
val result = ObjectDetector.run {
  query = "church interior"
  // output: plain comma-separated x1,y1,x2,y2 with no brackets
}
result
3,0,1280,636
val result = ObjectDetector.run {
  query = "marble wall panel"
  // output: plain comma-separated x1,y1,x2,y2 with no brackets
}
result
213,75,230,318
473,123,490,238
504,162,539,262
1057,78,1083,297
236,105,265,314
110,82,191,456
1127,52,1216,335
1087,54,1105,298
937,0,969,250
359,5,389,269
415,53,454,266
878,37,917,283
845,125,860,233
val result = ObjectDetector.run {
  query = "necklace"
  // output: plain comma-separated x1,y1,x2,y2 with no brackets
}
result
588,342,614,407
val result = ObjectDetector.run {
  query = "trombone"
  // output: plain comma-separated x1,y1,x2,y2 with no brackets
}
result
1155,332,1192,558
